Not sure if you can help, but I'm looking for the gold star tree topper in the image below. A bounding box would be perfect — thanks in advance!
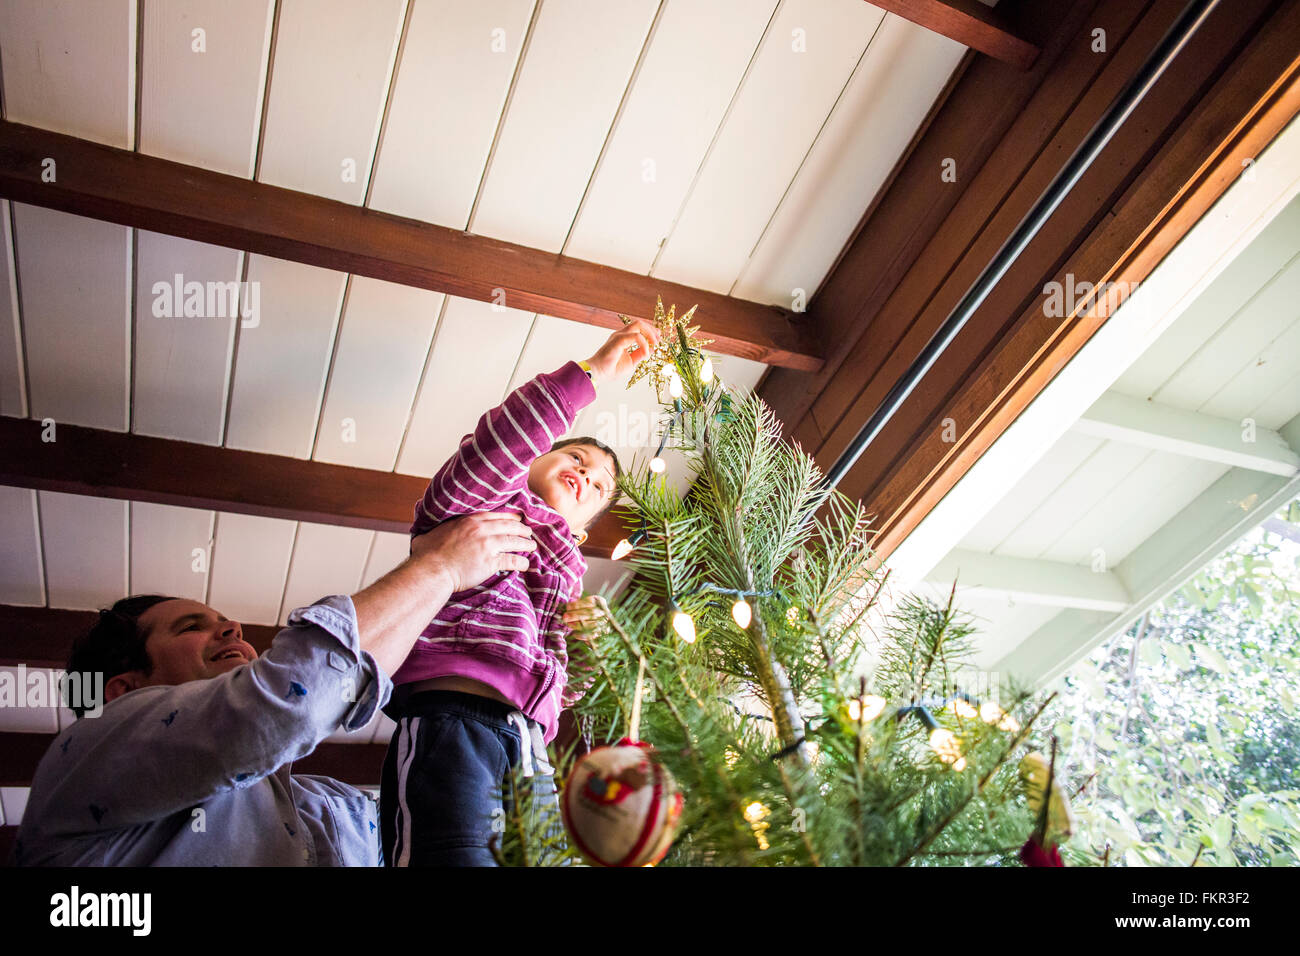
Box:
[619,296,713,396]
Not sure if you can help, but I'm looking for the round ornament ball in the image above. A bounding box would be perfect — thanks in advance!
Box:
[561,739,684,867]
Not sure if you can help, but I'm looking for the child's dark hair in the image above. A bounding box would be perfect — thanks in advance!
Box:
[550,436,622,523]
[65,594,176,718]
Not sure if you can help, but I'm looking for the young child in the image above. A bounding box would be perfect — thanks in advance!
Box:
[381,318,659,866]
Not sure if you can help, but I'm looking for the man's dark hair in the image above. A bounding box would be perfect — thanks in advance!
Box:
[550,436,623,524]
[65,594,176,718]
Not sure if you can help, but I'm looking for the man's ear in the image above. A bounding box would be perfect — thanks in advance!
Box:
[104,671,146,705]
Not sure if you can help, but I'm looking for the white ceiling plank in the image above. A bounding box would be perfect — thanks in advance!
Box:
[1073,391,1300,476]
[995,441,1152,559]
[0,486,45,606]
[505,314,610,396]
[1051,452,1226,569]
[0,0,135,148]
[1154,248,1300,413]
[277,523,373,625]
[563,0,777,273]
[733,14,965,305]
[223,256,347,459]
[139,0,274,176]
[925,549,1131,612]
[132,232,241,445]
[0,667,59,733]
[988,608,1117,684]
[13,205,130,431]
[0,201,26,417]
[206,512,296,626]
[0,787,30,826]
[1111,189,1300,401]
[468,0,659,252]
[129,502,215,602]
[958,433,1102,554]
[1201,307,1300,428]
[581,556,632,598]
[1248,365,1300,433]
[395,297,533,477]
[652,0,884,294]
[367,0,534,227]
[314,277,443,470]
[360,531,411,589]
[38,491,128,610]
[257,0,406,204]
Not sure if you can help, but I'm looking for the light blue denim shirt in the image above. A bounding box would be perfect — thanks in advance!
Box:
[12,595,390,866]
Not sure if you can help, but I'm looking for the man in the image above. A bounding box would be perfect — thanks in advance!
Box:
[12,512,537,866]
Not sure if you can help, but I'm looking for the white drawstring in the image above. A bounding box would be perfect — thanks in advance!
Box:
[505,710,551,778]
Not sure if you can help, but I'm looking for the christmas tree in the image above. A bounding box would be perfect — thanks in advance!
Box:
[501,299,1068,867]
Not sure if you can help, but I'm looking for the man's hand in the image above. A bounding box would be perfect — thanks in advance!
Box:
[560,594,614,645]
[583,318,661,384]
[410,511,536,593]
[354,513,536,676]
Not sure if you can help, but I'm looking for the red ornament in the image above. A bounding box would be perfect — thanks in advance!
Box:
[1019,835,1064,867]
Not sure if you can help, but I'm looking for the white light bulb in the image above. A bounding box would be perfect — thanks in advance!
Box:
[611,538,633,561]
[700,358,714,383]
[860,695,887,721]
[668,376,684,399]
[731,598,752,629]
[949,698,978,720]
[671,609,696,643]
[650,456,666,474]
[661,362,676,377]
[929,727,962,764]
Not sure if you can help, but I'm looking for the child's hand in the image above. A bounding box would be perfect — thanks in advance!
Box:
[584,318,660,383]
[560,594,614,644]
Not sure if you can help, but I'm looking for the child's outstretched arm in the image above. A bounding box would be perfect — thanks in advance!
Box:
[413,320,658,533]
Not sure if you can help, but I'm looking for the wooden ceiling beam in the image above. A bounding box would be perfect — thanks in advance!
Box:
[0,416,628,560]
[0,120,821,372]
[865,0,1040,70]
[0,732,386,787]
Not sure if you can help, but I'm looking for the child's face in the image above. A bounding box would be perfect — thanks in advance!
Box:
[528,443,617,534]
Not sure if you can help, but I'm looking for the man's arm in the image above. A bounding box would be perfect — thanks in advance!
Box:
[24,513,535,836]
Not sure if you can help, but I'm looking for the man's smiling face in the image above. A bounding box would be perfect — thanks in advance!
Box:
[133,599,258,687]
[528,442,618,533]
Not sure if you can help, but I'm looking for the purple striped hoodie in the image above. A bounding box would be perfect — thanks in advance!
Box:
[392,361,597,742]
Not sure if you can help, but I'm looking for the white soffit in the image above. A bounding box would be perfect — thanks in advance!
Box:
[890,116,1300,584]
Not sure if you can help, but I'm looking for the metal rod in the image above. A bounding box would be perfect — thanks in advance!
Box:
[821,0,1220,493]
